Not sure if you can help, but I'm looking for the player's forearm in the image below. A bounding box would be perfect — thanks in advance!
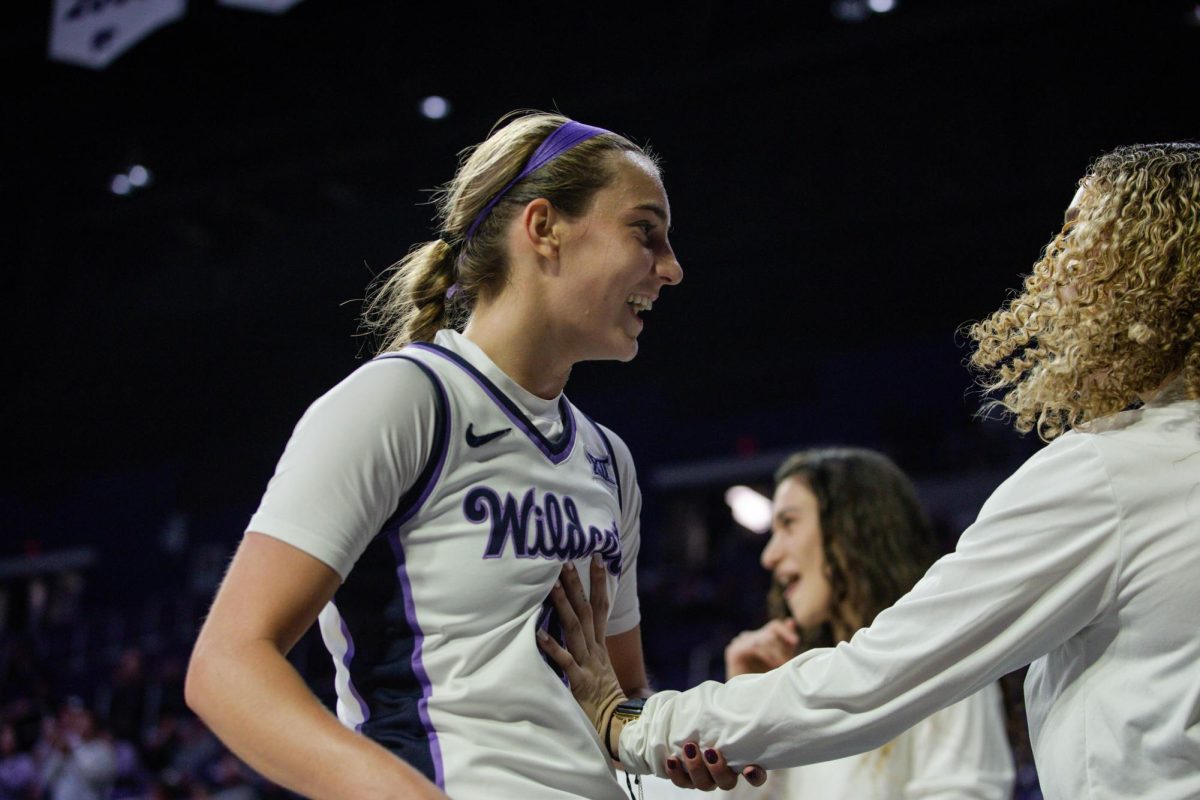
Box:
[186,637,447,800]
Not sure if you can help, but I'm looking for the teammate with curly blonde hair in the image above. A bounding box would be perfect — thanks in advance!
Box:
[971,142,1200,439]
[540,142,1200,799]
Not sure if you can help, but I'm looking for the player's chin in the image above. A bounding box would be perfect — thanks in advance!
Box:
[594,330,640,362]
[584,327,640,363]
[614,337,639,362]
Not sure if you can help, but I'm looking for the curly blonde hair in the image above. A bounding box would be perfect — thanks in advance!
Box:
[969,142,1200,440]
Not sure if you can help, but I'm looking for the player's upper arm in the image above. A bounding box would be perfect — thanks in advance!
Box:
[197,532,343,656]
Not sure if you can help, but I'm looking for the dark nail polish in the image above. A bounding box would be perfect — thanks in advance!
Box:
[704,749,718,764]
[683,743,698,759]
[666,758,679,771]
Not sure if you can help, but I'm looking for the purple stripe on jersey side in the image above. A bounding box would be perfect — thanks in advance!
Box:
[387,533,445,790]
[337,615,371,731]
[409,343,577,465]
[375,354,452,530]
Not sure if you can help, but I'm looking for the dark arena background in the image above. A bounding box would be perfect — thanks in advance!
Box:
[5,1,1199,798]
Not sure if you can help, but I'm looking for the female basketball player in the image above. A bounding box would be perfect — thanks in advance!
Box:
[542,142,1200,799]
[720,448,1012,798]
[186,112,693,799]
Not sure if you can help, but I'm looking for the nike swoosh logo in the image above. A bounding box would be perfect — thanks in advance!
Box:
[465,423,512,448]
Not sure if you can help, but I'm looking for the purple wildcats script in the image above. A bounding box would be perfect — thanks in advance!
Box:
[464,486,622,575]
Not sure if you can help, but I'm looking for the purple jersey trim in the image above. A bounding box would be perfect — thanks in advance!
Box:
[365,353,450,786]
[409,342,578,465]
[373,354,452,529]
[386,533,445,790]
[578,412,623,513]
[337,614,371,730]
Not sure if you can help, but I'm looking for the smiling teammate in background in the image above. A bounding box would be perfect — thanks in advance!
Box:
[719,449,1012,798]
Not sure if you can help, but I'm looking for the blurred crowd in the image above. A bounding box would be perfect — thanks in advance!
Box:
[0,639,286,800]
[0,557,302,800]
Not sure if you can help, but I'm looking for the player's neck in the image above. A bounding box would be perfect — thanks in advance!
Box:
[462,304,573,400]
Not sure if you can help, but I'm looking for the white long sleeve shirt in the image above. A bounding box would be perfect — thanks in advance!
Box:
[621,391,1200,800]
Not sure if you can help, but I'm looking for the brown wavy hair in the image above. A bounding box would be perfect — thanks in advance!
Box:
[361,111,657,353]
[969,142,1200,440]
[769,448,936,647]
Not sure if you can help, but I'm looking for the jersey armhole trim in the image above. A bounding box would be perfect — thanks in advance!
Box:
[375,354,452,534]
[579,412,623,514]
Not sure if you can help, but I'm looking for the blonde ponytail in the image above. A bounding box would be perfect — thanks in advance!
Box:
[363,239,458,352]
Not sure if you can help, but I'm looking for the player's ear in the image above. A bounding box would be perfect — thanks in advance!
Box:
[521,198,563,262]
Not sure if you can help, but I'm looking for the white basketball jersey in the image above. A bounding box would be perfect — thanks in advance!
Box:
[317,338,636,799]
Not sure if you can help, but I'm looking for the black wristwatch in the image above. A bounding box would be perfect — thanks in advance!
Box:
[605,697,647,760]
[613,697,647,725]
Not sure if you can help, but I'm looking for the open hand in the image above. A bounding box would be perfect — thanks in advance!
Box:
[537,558,627,757]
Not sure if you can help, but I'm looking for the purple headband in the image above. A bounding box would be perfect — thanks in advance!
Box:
[464,120,611,241]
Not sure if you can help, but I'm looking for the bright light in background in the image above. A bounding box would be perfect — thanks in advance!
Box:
[419,96,451,120]
[832,0,896,21]
[831,0,870,22]
[128,164,152,187]
[110,164,153,196]
[725,485,774,534]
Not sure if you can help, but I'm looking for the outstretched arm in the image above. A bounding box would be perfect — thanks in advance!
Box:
[618,435,1120,775]
[186,532,448,800]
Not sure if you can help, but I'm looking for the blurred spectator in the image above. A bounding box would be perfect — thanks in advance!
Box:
[97,649,147,743]
[38,699,117,800]
[0,721,37,799]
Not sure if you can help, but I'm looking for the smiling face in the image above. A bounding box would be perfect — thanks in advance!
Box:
[549,151,683,362]
[761,476,834,630]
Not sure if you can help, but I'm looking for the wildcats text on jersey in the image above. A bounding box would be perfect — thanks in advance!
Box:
[465,486,622,574]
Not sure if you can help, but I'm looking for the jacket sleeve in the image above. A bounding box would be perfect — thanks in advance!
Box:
[620,433,1121,775]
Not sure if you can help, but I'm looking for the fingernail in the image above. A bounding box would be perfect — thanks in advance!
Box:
[704,748,718,764]
[564,561,575,571]
[748,766,765,782]
[535,630,549,642]
[665,758,679,771]
[683,743,697,759]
